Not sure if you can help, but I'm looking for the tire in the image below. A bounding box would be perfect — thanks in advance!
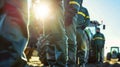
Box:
[38,46,48,66]
[38,45,56,66]
[88,49,98,63]
[107,53,111,60]
[117,53,120,61]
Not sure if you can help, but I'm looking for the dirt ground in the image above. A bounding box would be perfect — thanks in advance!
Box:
[28,56,120,67]
[86,62,120,67]
[27,50,120,67]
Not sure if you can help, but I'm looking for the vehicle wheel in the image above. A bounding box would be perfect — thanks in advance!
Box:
[88,49,98,63]
[107,53,111,60]
[37,44,49,66]
[117,53,120,61]
[38,50,49,66]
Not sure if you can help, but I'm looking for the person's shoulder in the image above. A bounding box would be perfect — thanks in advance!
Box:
[100,32,104,35]
[93,33,97,36]
[99,32,104,36]
[81,6,88,12]
[81,6,87,10]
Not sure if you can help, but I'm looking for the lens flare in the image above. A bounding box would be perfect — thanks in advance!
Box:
[33,3,50,19]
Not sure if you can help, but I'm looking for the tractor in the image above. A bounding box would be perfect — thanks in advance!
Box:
[107,47,120,61]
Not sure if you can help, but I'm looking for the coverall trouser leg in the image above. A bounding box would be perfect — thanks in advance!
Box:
[37,1,68,67]
[0,1,28,67]
[76,29,88,66]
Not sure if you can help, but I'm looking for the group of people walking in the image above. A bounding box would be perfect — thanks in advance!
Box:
[0,0,105,67]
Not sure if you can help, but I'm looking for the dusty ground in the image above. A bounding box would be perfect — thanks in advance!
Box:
[86,62,120,67]
[28,57,120,67]
[27,50,120,67]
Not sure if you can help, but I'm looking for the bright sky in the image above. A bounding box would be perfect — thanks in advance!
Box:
[83,0,120,56]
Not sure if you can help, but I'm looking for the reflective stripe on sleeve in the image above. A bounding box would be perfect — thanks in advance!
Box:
[93,37,104,40]
[86,16,89,19]
[77,11,86,17]
[69,1,80,7]
[78,11,90,19]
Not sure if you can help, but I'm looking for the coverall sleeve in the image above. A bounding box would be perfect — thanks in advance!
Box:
[102,34,105,46]
[64,0,80,26]
[80,7,90,30]
[84,8,90,28]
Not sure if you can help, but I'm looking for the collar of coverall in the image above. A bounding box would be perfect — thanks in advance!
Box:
[79,0,83,6]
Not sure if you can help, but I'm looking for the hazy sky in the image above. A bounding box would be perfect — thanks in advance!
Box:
[83,0,120,55]
[83,0,120,46]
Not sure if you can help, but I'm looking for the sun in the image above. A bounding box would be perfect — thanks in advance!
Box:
[33,1,50,19]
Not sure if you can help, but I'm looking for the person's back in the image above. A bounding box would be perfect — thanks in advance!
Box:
[93,32,105,49]
[92,28,105,63]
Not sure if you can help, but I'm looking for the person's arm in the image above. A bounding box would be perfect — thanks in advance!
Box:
[80,7,90,30]
[102,34,105,45]
[64,0,80,26]
[91,34,96,48]
[84,8,90,28]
